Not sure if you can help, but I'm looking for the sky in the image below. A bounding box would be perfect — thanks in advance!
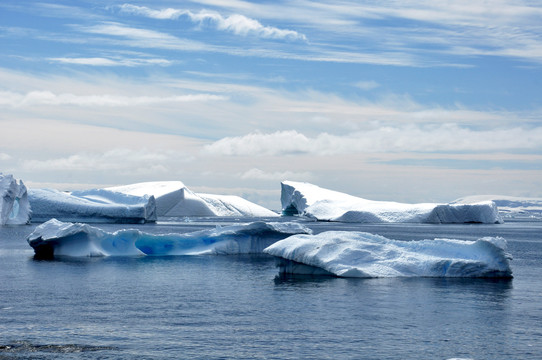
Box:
[1,0,542,210]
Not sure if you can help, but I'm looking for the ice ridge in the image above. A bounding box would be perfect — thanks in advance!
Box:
[27,219,312,258]
[264,231,513,278]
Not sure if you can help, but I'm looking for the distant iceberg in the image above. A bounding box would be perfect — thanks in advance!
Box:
[27,219,311,258]
[264,231,513,278]
[452,195,542,219]
[106,181,278,218]
[281,181,503,224]
[28,188,156,224]
[0,173,31,225]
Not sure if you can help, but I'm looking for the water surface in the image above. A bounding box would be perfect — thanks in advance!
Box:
[1,219,541,359]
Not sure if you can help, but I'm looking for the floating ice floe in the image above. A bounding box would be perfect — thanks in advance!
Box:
[264,231,513,278]
[281,181,503,224]
[106,181,278,217]
[0,173,31,225]
[28,188,156,224]
[27,218,311,258]
[452,195,542,219]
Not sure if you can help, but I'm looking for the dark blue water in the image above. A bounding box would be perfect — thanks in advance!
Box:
[1,219,541,359]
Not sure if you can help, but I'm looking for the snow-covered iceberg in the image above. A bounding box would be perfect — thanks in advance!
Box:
[453,195,542,219]
[27,218,311,258]
[28,188,156,224]
[281,181,503,224]
[264,231,513,278]
[106,181,278,217]
[0,173,31,225]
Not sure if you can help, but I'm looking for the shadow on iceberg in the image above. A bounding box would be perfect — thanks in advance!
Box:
[28,188,156,224]
[0,173,31,226]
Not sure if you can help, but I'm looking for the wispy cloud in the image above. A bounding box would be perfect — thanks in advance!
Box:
[191,0,542,65]
[354,80,380,91]
[0,90,227,107]
[117,4,307,41]
[48,57,172,67]
[22,148,183,174]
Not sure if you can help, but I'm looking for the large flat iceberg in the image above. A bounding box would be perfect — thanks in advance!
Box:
[106,181,278,218]
[281,181,503,224]
[453,195,542,219]
[0,173,31,225]
[28,188,156,224]
[27,219,311,258]
[264,231,513,278]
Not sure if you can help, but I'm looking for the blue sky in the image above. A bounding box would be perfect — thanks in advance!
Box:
[1,0,541,209]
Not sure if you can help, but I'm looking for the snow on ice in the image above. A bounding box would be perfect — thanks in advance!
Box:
[0,173,31,225]
[106,181,278,217]
[281,181,503,224]
[264,231,513,278]
[27,218,311,258]
[28,181,277,223]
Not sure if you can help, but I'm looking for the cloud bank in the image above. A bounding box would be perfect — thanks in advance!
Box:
[205,126,542,156]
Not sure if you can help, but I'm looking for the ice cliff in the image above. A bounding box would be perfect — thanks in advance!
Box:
[281,181,503,224]
[28,188,156,223]
[0,174,31,225]
[264,231,513,278]
[27,218,311,258]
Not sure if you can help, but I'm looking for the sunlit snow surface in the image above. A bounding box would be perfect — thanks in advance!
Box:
[106,181,278,217]
[281,181,503,224]
[28,188,156,224]
[0,173,31,225]
[264,231,513,278]
[27,219,311,258]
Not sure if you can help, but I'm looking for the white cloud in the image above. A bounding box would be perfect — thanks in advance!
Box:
[0,90,226,107]
[118,4,307,41]
[240,168,312,181]
[0,153,12,161]
[205,125,542,156]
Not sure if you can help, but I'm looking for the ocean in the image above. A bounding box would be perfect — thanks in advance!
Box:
[1,218,541,359]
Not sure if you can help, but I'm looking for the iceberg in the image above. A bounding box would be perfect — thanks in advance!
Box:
[106,181,278,217]
[27,218,312,258]
[452,195,542,219]
[281,181,503,224]
[264,231,513,278]
[0,173,31,225]
[28,188,156,224]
